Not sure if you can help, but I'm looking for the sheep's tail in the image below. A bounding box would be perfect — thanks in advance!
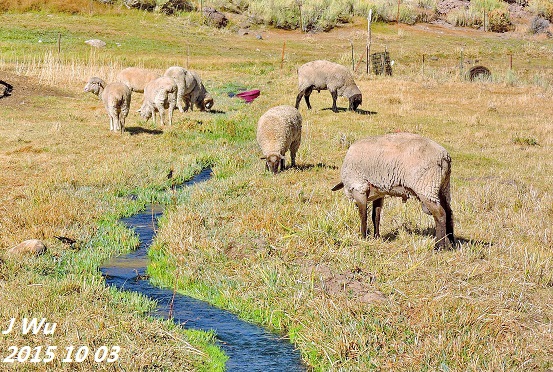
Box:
[331,182,344,191]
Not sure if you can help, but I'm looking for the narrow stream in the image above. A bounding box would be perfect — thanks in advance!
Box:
[100,169,305,371]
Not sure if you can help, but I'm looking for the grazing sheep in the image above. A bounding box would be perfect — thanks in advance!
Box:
[116,67,160,93]
[295,60,362,113]
[332,132,454,249]
[84,77,131,133]
[163,66,190,113]
[256,105,302,174]
[185,70,214,112]
[0,80,13,98]
[137,76,177,126]
[164,67,213,112]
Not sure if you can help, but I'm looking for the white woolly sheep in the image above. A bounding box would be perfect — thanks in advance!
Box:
[295,60,362,113]
[332,132,454,249]
[185,70,214,112]
[116,67,160,93]
[137,76,177,127]
[163,66,189,113]
[164,67,214,112]
[256,105,302,174]
[84,77,131,133]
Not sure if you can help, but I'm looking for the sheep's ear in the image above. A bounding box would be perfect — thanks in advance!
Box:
[331,182,344,191]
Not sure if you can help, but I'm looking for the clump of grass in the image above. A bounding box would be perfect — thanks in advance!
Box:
[0,0,111,14]
[513,136,540,146]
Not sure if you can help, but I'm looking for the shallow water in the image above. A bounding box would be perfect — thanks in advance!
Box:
[100,169,304,371]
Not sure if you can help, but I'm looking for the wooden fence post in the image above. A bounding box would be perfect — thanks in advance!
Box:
[367,9,372,74]
[281,41,286,70]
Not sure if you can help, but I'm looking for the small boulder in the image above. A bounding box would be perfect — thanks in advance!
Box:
[7,239,47,257]
[203,7,228,28]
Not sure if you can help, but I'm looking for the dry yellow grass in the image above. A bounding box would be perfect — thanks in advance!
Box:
[1,7,552,371]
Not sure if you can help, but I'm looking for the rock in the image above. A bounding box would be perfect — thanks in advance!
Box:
[85,39,106,48]
[158,0,195,15]
[203,7,228,28]
[7,239,47,256]
[124,0,156,11]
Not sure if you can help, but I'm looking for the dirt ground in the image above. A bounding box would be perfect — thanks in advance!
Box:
[0,70,67,107]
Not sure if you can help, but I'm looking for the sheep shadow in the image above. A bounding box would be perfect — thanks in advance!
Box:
[321,107,377,115]
[206,109,227,114]
[292,163,339,171]
[381,227,492,251]
[126,126,163,135]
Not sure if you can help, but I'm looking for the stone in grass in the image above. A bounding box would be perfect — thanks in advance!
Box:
[7,239,47,257]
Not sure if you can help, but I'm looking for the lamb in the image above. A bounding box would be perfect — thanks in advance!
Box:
[116,67,160,93]
[137,76,177,126]
[256,105,302,174]
[332,132,455,249]
[84,77,131,133]
[295,60,362,113]
[164,66,214,112]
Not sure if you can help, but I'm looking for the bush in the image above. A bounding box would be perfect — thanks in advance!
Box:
[529,0,553,22]
[488,8,514,32]
[528,15,550,34]
[446,8,483,28]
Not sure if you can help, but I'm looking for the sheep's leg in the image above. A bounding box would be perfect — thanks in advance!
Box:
[168,101,175,126]
[159,106,165,126]
[176,87,185,113]
[279,156,285,172]
[372,197,384,238]
[183,96,191,112]
[440,189,455,247]
[304,86,313,110]
[295,91,304,109]
[330,90,338,112]
[419,195,447,250]
[120,105,129,134]
[290,140,300,167]
[352,189,368,239]
[108,116,114,131]
[119,112,125,134]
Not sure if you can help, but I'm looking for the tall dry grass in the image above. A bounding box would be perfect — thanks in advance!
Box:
[0,0,111,14]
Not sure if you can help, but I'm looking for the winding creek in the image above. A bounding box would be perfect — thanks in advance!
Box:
[100,168,305,371]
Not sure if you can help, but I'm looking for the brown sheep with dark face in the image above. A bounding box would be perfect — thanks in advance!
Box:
[295,60,362,113]
[332,132,454,250]
[256,105,302,174]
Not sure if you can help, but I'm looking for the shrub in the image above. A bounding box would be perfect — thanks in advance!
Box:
[529,0,553,22]
[528,15,550,34]
[488,8,514,32]
[446,8,483,28]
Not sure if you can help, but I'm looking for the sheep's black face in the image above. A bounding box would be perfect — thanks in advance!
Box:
[203,97,214,110]
[265,154,282,174]
[349,94,362,111]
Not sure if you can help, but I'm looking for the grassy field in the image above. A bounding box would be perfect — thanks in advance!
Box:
[1,5,552,371]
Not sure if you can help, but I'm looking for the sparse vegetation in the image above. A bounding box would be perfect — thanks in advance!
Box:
[1,1,553,371]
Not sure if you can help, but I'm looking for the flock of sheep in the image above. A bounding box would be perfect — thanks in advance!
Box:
[84,66,213,133]
[85,59,455,250]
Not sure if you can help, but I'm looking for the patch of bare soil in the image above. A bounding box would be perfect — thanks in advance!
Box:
[0,70,69,108]
[306,263,387,304]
